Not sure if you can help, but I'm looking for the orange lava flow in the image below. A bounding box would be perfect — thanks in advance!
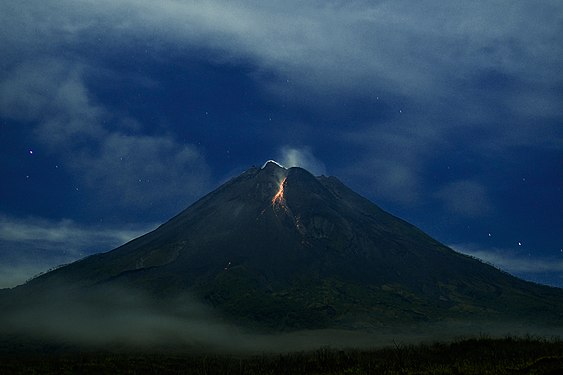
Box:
[272,177,287,207]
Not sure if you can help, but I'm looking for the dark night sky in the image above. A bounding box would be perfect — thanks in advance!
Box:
[0,1,561,288]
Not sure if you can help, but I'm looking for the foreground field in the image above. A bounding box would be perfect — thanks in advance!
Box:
[1,337,562,374]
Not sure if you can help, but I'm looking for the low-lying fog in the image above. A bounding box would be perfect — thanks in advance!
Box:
[1,285,560,353]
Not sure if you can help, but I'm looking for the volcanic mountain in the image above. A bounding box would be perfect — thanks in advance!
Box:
[4,161,563,331]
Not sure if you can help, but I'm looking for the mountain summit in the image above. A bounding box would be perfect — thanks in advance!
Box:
[7,162,563,330]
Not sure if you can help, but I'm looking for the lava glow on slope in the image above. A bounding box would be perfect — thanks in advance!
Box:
[272,177,287,209]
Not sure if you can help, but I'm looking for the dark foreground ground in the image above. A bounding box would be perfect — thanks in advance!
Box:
[1,337,563,374]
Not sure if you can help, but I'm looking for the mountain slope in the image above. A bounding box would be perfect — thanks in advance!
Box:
[7,161,563,330]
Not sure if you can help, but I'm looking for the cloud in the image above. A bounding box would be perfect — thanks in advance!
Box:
[3,1,561,104]
[0,214,155,288]
[2,4,560,133]
[75,132,209,211]
[0,59,211,213]
[0,215,151,252]
[338,118,440,204]
[279,146,326,175]
[347,158,420,205]
[436,180,492,217]
[453,245,563,274]
[0,60,94,122]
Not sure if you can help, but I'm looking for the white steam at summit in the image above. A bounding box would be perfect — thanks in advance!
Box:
[279,147,326,176]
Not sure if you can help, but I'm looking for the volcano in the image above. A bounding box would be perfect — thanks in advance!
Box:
[4,161,563,331]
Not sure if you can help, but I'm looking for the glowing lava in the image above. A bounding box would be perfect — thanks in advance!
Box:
[272,177,287,209]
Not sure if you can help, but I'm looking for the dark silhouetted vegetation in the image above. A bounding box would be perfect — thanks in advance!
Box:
[1,336,563,374]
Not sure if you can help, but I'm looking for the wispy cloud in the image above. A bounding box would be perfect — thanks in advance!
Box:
[339,121,432,204]
[452,244,563,274]
[2,1,560,118]
[0,214,155,288]
[0,215,151,253]
[0,58,211,214]
[436,180,492,218]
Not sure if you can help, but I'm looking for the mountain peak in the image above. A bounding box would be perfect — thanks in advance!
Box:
[261,160,286,170]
